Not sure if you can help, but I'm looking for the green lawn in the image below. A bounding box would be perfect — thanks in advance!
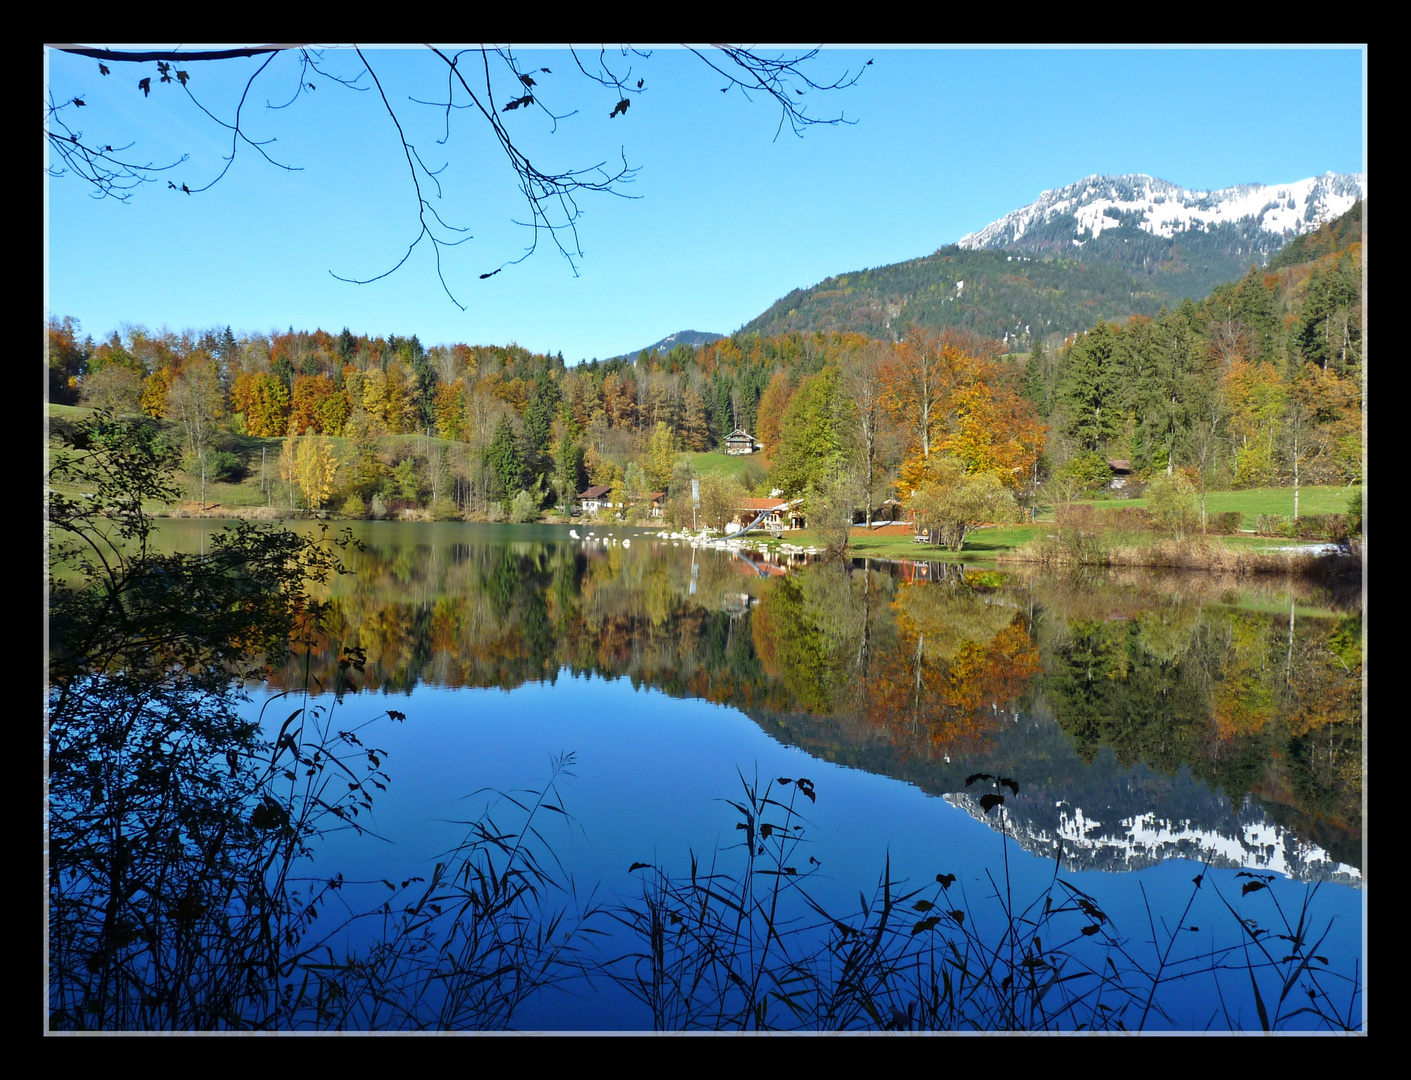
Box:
[680,451,765,482]
[1052,484,1361,522]
[47,403,94,422]
[776,523,1047,561]
[776,516,1325,563]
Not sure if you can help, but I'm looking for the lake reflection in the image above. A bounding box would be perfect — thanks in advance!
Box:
[165,520,1367,1030]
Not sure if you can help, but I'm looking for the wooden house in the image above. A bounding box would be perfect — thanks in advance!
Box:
[724,429,763,456]
[732,497,806,531]
[1106,459,1133,490]
[578,484,612,514]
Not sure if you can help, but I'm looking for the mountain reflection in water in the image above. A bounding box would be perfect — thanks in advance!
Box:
[236,521,1361,885]
[100,519,1362,1031]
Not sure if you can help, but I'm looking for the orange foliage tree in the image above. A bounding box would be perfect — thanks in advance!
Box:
[231,370,290,437]
[885,327,1044,498]
[937,380,1045,489]
[755,369,792,465]
[289,374,348,436]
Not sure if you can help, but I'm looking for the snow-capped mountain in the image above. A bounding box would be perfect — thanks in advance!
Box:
[946,791,1361,887]
[959,173,1365,254]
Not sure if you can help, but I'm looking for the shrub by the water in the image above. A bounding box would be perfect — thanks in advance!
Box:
[1146,473,1200,540]
[1211,511,1243,534]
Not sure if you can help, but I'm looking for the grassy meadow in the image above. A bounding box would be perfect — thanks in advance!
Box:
[1059,484,1361,521]
[679,450,765,482]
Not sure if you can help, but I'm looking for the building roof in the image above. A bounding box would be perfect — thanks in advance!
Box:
[725,428,758,441]
[1107,459,1132,472]
[738,497,789,511]
[579,485,611,499]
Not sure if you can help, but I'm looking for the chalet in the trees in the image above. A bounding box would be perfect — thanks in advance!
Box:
[578,485,612,514]
[733,497,805,531]
[724,429,763,455]
[1106,459,1133,490]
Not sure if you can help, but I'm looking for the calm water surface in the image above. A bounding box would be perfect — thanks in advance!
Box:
[158,519,1366,1031]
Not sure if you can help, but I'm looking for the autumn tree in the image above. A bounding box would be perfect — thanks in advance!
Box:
[754,369,792,466]
[1222,359,1285,487]
[139,370,170,418]
[166,358,224,503]
[289,373,348,435]
[230,370,290,437]
[907,454,1017,552]
[937,380,1045,490]
[279,434,339,511]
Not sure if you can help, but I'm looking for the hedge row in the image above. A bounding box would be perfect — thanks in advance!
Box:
[1254,513,1350,541]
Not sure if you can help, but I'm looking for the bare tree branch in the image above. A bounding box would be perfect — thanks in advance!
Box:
[45,92,187,201]
[328,48,473,309]
[48,44,308,64]
[689,46,866,141]
[178,50,298,194]
[46,44,863,299]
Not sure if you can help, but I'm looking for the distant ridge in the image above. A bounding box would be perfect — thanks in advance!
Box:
[736,172,1365,347]
[958,172,1365,255]
[610,329,724,362]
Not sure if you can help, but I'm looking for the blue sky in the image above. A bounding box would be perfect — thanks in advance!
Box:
[45,45,1366,363]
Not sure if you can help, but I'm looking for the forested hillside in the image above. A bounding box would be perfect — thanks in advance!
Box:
[1024,200,1363,493]
[739,246,1174,349]
[739,177,1362,347]
[45,202,1362,527]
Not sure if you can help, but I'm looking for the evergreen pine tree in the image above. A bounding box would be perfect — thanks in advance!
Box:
[1059,322,1122,452]
[1023,336,1048,416]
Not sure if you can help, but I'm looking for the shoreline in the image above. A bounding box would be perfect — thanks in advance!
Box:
[146,505,1363,580]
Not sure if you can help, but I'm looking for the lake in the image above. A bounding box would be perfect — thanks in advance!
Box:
[100,520,1369,1031]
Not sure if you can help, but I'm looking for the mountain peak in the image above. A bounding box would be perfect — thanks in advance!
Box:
[958,172,1366,252]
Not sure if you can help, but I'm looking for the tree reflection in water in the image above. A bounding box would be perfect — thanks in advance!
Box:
[50,505,1363,1028]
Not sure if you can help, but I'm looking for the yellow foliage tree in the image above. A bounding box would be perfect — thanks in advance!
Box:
[139,369,171,418]
[280,434,339,510]
[644,421,678,492]
[937,381,1045,488]
[1221,359,1285,487]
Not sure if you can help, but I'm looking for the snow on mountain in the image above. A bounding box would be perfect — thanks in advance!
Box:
[958,173,1366,251]
[945,791,1362,886]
